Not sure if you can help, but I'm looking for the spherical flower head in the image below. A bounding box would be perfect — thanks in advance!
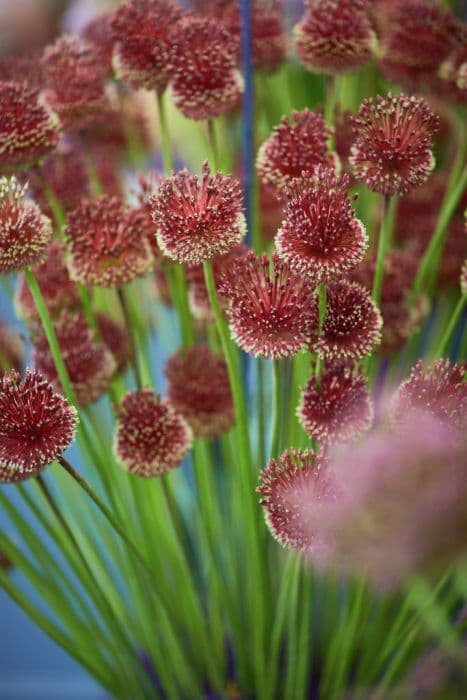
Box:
[168,16,243,121]
[114,389,192,477]
[219,252,316,360]
[311,279,382,362]
[41,35,110,129]
[152,163,246,266]
[0,81,60,169]
[0,369,77,484]
[81,10,116,78]
[276,167,367,285]
[33,311,116,406]
[298,365,373,446]
[66,195,153,288]
[350,93,439,196]
[439,43,467,103]
[16,241,79,322]
[256,109,334,191]
[111,0,182,93]
[391,360,467,432]
[165,344,234,439]
[294,0,376,75]
[257,448,334,552]
[0,322,24,372]
[0,177,52,274]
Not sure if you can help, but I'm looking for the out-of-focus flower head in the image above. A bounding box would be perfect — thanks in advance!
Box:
[461,259,467,297]
[294,0,376,75]
[111,0,183,93]
[41,35,110,129]
[439,39,467,103]
[165,344,234,439]
[350,93,439,196]
[16,241,79,322]
[167,15,243,121]
[391,359,467,433]
[0,176,51,274]
[152,163,246,266]
[81,9,116,78]
[114,389,192,477]
[351,250,428,353]
[96,313,131,377]
[33,311,116,406]
[276,167,367,285]
[257,448,335,552]
[310,279,382,362]
[0,81,60,169]
[0,322,23,372]
[219,251,316,359]
[0,369,77,484]
[298,365,373,446]
[186,244,249,322]
[256,109,334,191]
[66,194,153,288]
[379,0,463,93]
[0,53,43,89]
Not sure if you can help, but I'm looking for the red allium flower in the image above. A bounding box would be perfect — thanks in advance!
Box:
[311,279,382,362]
[33,311,116,406]
[276,167,367,285]
[165,344,234,439]
[439,42,467,103]
[81,10,116,78]
[0,54,43,88]
[0,81,60,168]
[114,389,192,477]
[152,163,246,265]
[66,195,153,287]
[379,0,462,92]
[96,313,131,376]
[16,241,79,322]
[0,322,23,372]
[259,182,285,241]
[0,369,77,483]
[186,244,249,322]
[298,365,373,446]
[111,0,182,93]
[41,35,109,129]
[351,250,428,353]
[167,16,243,121]
[350,93,439,196]
[0,177,52,274]
[257,448,334,552]
[256,109,334,191]
[294,0,376,75]
[391,360,467,432]
[219,252,316,359]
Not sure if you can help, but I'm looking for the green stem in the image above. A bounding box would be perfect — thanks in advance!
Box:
[167,265,195,348]
[315,283,327,381]
[78,284,98,335]
[372,195,393,308]
[117,287,144,390]
[207,119,221,171]
[325,76,338,149]
[431,294,466,359]
[157,91,174,173]
[271,359,281,458]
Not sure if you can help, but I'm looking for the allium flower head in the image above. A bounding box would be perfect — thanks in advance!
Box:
[0,370,77,484]
[439,43,467,103]
[0,177,52,274]
[294,0,376,75]
[276,167,367,285]
[0,322,23,372]
[81,10,116,78]
[298,365,373,446]
[165,345,234,439]
[152,163,246,266]
[41,35,109,129]
[0,81,60,168]
[219,252,316,360]
[16,241,79,322]
[66,195,153,288]
[391,360,467,432]
[350,93,439,196]
[256,109,334,191]
[111,0,182,93]
[257,448,334,552]
[311,280,382,362]
[114,390,192,477]
[33,311,116,406]
[167,16,243,121]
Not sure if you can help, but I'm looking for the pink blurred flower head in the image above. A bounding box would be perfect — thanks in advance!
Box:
[0,370,77,484]
[152,163,246,266]
[0,177,52,274]
[219,251,316,360]
[256,109,334,191]
[114,389,192,478]
[276,167,367,285]
[350,93,439,196]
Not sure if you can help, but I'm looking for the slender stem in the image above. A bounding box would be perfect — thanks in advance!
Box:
[78,284,98,335]
[271,359,281,459]
[372,195,393,308]
[157,90,174,173]
[240,0,255,247]
[325,75,337,149]
[117,287,143,390]
[431,294,466,359]
[207,119,221,171]
[315,283,327,381]
[166,265,195,348]
[38,176,66,232]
